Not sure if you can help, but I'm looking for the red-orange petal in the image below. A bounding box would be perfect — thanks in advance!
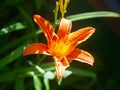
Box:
[57,18,72,39]
[69,27,95,46]
[66,48,94,66]
[24,43,50,56]
[33,15,58,42]
[54,57,69,79]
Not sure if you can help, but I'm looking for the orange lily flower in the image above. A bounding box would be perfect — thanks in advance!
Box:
[24,15,95,79]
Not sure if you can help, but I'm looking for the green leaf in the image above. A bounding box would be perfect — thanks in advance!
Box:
[63,70,72,78]
[40,62,55,71]
[15,78,25,90]
[12,2,35,30]
[67,11,120,21]
[0,62,54,82]
[44,71,55,80]
[0,30,42,54]
[0,67,33,82]
[33,75,42,90]
[0,22,26,36]
[69,67,97,89]
[0,41,31,68]
[69,67,96,78]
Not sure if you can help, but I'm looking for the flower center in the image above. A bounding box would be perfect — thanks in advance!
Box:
[49,40,71,59]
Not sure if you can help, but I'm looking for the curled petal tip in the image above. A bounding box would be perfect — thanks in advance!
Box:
[33,14,41,23]
[67,49,94,66]
[33,14,41,18]
[89,27,96,33]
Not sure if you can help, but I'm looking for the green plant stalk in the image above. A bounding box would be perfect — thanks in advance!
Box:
[38,55,47,64]
[44,77,50,90]
[33,74,42,90]
[62,0,70,17]
[54,2,59,29]
[59,0,63,17]
[28,61,45,74]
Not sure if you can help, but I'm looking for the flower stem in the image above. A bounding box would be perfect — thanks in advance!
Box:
[54,2,59,29]
[44,77,50,90]
[27,61,45,74]
[59,0,70,18]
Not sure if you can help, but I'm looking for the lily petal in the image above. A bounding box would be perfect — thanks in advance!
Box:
[54,57,69,79]
[24,43,50,56]
[33,15,58,42]
[57,18,72,39]
[69,27,95,46]
[66,48,94,66]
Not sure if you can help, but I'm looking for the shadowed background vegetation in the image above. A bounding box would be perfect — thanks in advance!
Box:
[0,0,120,90]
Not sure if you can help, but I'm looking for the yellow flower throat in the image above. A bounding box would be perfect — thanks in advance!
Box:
[49,40,71,59]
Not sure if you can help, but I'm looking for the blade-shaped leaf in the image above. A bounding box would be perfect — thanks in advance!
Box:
[69,67,96,89]
[44,71,55,80]
[15,78,25,90]
[0,30,42,54]
[69,67,96,78]
[0,41,31,68]
[33,75,42,90]
[67,11,120,21]
[0,62,54,82]
[0,22,26,36]
[0,67,33,82]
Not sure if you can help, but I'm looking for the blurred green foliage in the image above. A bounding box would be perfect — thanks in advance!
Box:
[0,0,120,90]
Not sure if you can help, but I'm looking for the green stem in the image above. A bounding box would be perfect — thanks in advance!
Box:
[44,77,50,90]
[38,55,46,64]
[63,0,70,17]
[27,61,45,74]
[54,2,59,29]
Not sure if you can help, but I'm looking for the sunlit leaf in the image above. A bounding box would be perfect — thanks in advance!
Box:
[44,71,55,80]
[0,22,26,36]
[33,75,42,90]
[63,70,72,78]
[67,11,120,21]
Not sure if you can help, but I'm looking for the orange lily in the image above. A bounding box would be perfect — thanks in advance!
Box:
[24,15,95,79]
